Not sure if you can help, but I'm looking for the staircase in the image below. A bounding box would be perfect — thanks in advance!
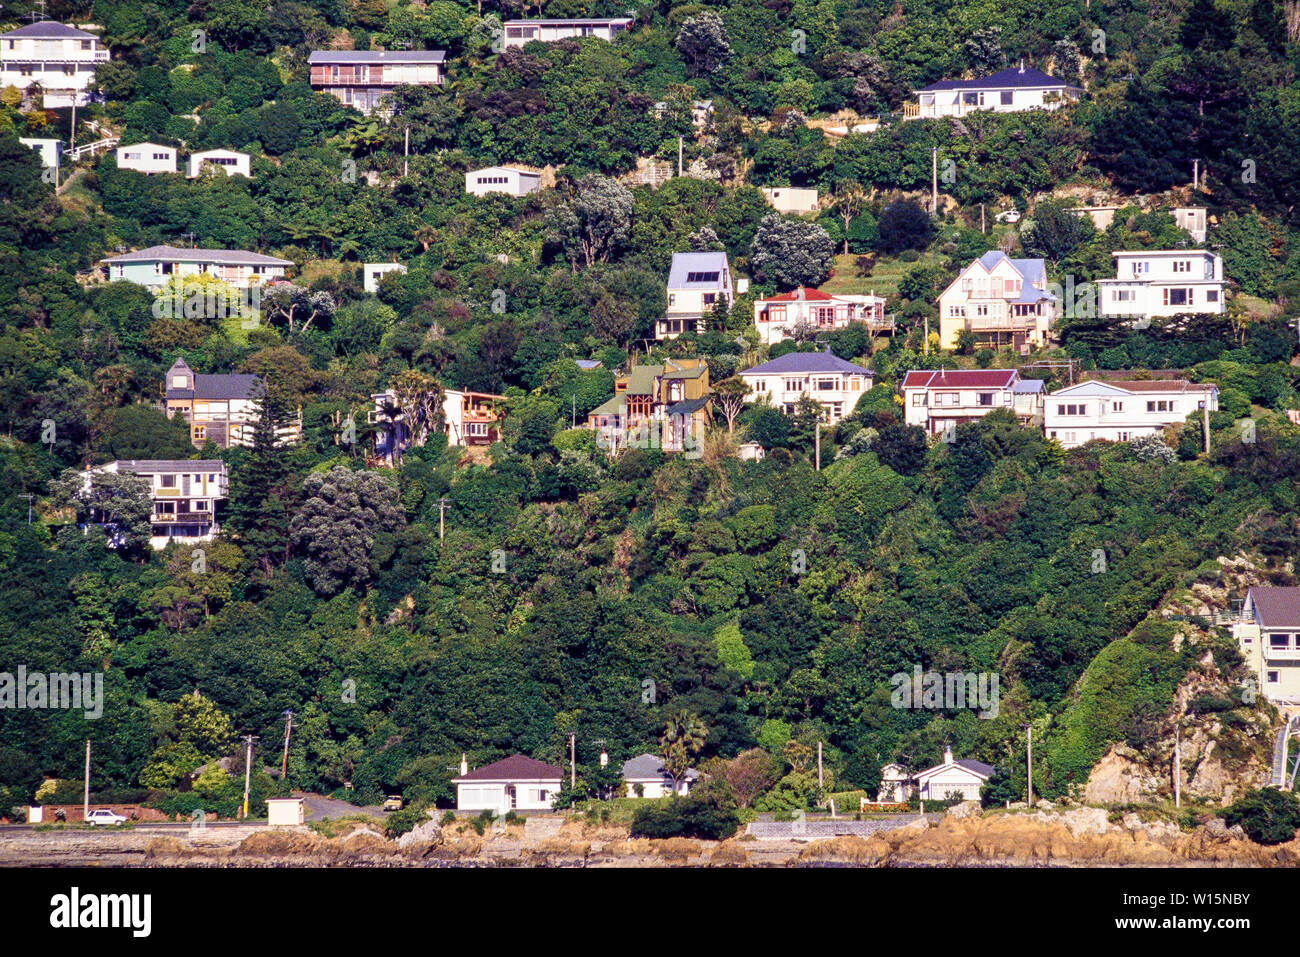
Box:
[66,135,118,162]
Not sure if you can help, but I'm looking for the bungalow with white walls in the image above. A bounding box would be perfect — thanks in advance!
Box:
[452,755,564,811]
[501,18,634,47]
[19,137,60,171]
[363,262,406,294]
[1043,379,1219,449]
[907,64,1081,119]
[753,287,888,345]
[465,165,543,197]
[187,148,251,179]
[938,252,1056,352]
[913,747,994,801]
[761,187,819,214]
[621,754,698,798]
[101,245,290,290]
[739,347,874,423]
[656,251,735,339]
[901,368,1045,435]
[1097,250,1226,320]
[115,142,176,174]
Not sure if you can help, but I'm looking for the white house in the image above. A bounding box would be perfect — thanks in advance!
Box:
[657,251,734,339]
[187,148,251,179]
[621,754,697,798]
[100,245,291,291]
[1043,378,1218,449]
[465,165,542,197]
[901,368,1045,435]
[1233,586,1300,704]
[1173,207,1208,244]
[451,755,564,811]
[363,262,406,294]
[753,287,888,345]
[739,347,874,423]
[501,18,634,48]
[761,187,819,215]
[92,459,228,551]
[115,142,176,174]
[938,252,1056,352]
[876,763,911,803]
[1097,250,1226,320]
[18,137,60,171]
[0,21,109,108]
[913,747,994,801]
[908,64,1081,119]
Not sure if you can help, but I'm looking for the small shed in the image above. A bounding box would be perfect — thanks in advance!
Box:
[266,797,305,826]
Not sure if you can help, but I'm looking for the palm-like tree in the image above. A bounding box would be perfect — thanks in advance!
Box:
[660,711,709,793]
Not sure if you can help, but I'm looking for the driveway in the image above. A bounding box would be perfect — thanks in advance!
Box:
[294,792,383,822]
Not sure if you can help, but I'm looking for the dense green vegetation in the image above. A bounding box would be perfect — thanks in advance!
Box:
[1,0,1299,817]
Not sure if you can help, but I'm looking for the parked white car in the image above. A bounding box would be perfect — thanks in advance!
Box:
[994,209,1021,224]
[85,808,128,826]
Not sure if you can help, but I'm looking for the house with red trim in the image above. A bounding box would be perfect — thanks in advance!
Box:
[901,368,1044,436]
[752,287,889,345]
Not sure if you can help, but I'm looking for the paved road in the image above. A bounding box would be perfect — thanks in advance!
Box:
[295,792,383,822]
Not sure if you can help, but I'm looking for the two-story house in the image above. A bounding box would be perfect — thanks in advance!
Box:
[0,21,109,107]
[1043,379,1218,449]
[739,347,874,423]
[501,18,634,48]
[587,358,711,453]
[95,459,228,550]
[163,357,301,449]
[656,251,735,339]
[187,148,250,179]
[1097,250,1227,320]
[1234,586,1300,703]
[752,287,889,345]
[308,49,446,115]
[368,388,506,463]
[115,142,177,174]
[938,252,1057,352]
[102,245,291,291]
[906,64,1081,119]
[902,368,1046,435]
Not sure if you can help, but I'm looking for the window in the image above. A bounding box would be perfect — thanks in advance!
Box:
[936,392,958,407]
[783,378,802,392]
[1163,288,1190,306]
[911,392,924,406]
[975,304,990,317]
[1207,290,1219,302]
[1000,91,1013,105]
[193,500,209,511]
[1268,671,1279,684]
[1146,400,1173,413]
[1270,633,1289,648]
[1057,404,1085,416]
[685,271,720,283]
[667,294,676,306]
[1112,401,1123,412]
[1112,289,1134,302]
[977,392,994,407]
[815,378,836,391]
[161,475,176,488]
[754,380,767,392]
[1173,260,1190,273]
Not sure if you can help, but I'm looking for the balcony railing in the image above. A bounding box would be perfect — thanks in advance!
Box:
[1265,646,1300,660]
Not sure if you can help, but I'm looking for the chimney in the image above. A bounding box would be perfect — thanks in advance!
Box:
[944,745,954,765]
[1018,59,1025,74]
[459,753,468,776]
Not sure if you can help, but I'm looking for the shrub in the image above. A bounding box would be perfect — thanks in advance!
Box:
[384,804,428,838]
[628,793,741,840]
[1223,788,1300,844]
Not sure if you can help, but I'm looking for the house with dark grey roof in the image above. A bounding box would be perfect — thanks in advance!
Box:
[621,753,699,798]
[101,245,291,290]
[308,49,446,114]
[163,357,301,449]
[738,347,874,423]
[912,747,994,801]
[907,63,1081,119]
[938,251,1057,353]
[587,358,711,455]
[1235,587,1300,704]
[451,754,564,811]
[0,21,109,108]
[657,251,735,339]
[94,458,228,550]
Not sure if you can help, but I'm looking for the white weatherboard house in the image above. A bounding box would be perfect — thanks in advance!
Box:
[501,18,634,48]
[187,148,251,179]
[740,347,874,423]
[761,187,819,214]
[115,142,176,174]
[452,755,564,811]
[363,262,406,294]
[754,287,888,345]
[621,754,698,798]
[1043,379,1219,449]
[1097,250,1226,320]
[913,747,994,801]
[938,252,1057,352]
[0,21,109,108]
[909,64,1081,119]
[1233,586,1300,704]
[657,251,734,339]
[465,165,542,198]
[19,137,60,171]
[902,368,1045,435]
[1173,207,1208,244]
[101,245,291,290]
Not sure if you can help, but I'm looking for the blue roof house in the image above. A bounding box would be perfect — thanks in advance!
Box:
[937,251,1058,353]
[657,251,735,340]
[738,346,875,423]
[909,63,1082,119]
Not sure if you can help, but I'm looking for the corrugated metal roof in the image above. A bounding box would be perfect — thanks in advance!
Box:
[918,66,1080,93]
[308,50,446,63]
[667,251,730,290]
[101,245,292,266]
[742,348,874,377]
[1,21,97,39]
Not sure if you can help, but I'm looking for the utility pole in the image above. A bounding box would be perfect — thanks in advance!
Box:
[817,741,823,790]
[931,147,938,216]
[435,497,451,541]
[923,315,930,354]
[678,136,683,176]
[571,395,576,429]
[567,732,576,788]
[1174,724,1182,808]
[814,420,821,471]
[1202,402,1211,455]
[1192,159,1199,192]
[20,494,33,524]
[1026,724,1033,807]
[242,734,257,819]
[280,710,293,782]
[980,203,985,234]
[83,739,91,822]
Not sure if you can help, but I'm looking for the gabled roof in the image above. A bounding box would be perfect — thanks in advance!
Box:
[975,250,1047,286]
[917,65,1080,93]
[914,756,994,782]
[621,753,700,781]
[452,754,564,783]
[758,287,835,303]
[741,347,874,377]
[308,50,446,64]
[467,165,541,178]
[101,245,291,266]
[667,251,730,290]
[1,21,97,39]
[1247,587,1300,628]
[108,459,226,474]
[191,148,248,158]
[504,18,633,26]
[665,397,709,416]
[1048,379,1218,398]
[901,369,1020,390]
[117,142,174,152]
